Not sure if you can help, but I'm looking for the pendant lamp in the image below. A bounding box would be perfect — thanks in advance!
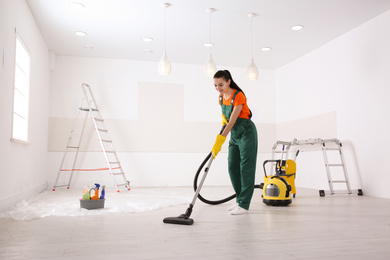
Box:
[204,8,217,77]
[158,3,171,75]
[247,13,259,80]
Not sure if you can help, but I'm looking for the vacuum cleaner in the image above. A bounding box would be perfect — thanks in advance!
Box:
[261,159,297,206]
[163,125,264,225]
[163,126,299,224]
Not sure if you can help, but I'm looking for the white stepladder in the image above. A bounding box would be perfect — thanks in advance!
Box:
[271,138,363,197]
[53,83,130,192]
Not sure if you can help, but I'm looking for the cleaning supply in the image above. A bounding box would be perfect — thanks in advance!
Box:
[83,185,89,194]
[82,191,90,200]
[91,183,100,200]
[99,185,105,199]
[82,185,90,200]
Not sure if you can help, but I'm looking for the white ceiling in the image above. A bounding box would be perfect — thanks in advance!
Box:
[26,0,390,70]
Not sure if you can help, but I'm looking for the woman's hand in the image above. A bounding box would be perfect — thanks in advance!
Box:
[221,105,242,137]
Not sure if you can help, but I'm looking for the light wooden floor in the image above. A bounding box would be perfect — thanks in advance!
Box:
[1,187,390,260]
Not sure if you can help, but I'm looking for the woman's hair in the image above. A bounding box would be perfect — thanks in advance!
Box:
[214,70,245,95]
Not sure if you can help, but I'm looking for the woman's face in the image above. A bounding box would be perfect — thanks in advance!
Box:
[214,77,231,95]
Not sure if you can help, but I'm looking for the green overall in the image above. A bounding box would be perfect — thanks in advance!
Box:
[220,91,258,210]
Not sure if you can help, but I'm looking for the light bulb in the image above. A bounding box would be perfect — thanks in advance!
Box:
[204,53,217,77]
[158,50,171,75]
[247,59,259,80]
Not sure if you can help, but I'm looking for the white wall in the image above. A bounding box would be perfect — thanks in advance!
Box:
[47,55,277,189]
[0,0,50,209]
[275,10,390,198]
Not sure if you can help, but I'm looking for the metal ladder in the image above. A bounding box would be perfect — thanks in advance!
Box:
[53,83,130,192]
[318,138,362,196]
[271,138,363,196]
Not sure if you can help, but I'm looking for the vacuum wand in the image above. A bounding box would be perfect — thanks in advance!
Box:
[191,156,213,206]
[163,156,214,225]
[163,125,226,226]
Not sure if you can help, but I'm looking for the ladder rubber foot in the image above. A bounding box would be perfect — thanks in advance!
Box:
[67,187,69,189]
[52,189,55,191]
[116,190,120,193]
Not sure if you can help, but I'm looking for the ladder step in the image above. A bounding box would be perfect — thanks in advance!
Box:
[331,180,347,184]
[100,139,112,143]
[326,164,344,167]
[67,146,79,149]
[97,128,108,133]
[94,118,104,122]
[80,107,98,111]
[324,148,339,151]
[54,184,69,188]
[109,162,121,165]
[105,151,116,154]
[116,183,129,187]
[113,172,125,176]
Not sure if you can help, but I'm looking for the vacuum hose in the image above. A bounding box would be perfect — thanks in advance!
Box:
[193,125,261,205]
[193,152,236,205]
[193,151,262,205]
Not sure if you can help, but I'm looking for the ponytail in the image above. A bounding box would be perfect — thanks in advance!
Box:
[214,70,245,95]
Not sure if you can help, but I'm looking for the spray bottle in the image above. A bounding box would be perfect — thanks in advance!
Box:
[91,183,100,200]
[82,185,90,200]
[99,185,105,200]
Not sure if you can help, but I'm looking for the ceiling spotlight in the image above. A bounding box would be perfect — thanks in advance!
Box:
[261,47,272,52]
[69,2,85,10]
[291,25,304,31]
[74,31,87,37]
[142,37,154,42]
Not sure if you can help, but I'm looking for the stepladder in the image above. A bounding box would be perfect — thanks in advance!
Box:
[271,138,363,197]
[53,83,130,192]
[318,138,363,196]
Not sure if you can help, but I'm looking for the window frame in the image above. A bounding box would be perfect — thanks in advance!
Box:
[10,33,31,145]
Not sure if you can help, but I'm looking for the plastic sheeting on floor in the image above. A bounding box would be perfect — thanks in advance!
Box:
[0,187,193,220]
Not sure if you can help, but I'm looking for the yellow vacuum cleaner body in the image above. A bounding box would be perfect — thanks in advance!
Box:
[262,159,296,206]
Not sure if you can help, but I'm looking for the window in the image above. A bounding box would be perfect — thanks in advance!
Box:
[11,35,31,143]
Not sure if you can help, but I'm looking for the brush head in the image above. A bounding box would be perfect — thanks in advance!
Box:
[163,214,194,225]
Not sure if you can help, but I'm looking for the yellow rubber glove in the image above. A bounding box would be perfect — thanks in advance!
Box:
[222,114,228,126]
[212,134,226,159]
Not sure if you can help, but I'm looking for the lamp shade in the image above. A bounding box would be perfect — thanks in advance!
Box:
[158,50,171,75]
[247,58,259,80]
[204,53,217,77]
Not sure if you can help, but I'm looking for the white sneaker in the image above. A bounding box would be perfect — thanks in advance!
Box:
[227,202,238,211]
[230,206,248,215]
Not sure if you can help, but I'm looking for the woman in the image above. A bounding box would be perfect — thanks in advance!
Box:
[212,70,258,215]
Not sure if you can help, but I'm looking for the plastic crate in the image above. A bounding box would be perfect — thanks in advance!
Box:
[79,199,105,210]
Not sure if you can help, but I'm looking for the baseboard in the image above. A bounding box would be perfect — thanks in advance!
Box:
[0,184,46,211]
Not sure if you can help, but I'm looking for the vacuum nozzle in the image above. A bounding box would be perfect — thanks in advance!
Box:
[163,204,194,225]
